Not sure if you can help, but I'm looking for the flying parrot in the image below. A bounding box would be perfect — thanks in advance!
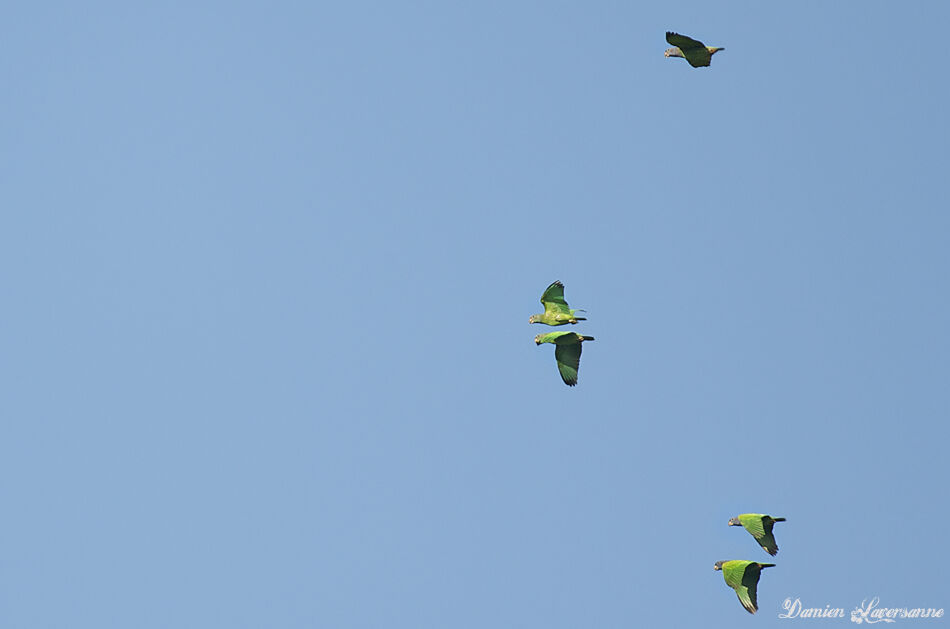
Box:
[728,514,786,556]
[534,332,594,386]
[529,281,587,326]
[664,32,724,68]
[713,560,775,614]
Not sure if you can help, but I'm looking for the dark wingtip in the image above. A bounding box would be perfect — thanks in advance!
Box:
[766,547,778,556]
[773,517,786,522]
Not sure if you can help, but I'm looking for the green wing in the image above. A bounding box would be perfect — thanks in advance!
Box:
[739,514,779,556]
[530,280,586,325]
[554,340,582,386]
[721,561,758,614]
[738,563,765,614]
[757,529,779,556]
[739,514,766,538]
[666,31,705,51]
[720,560,748,590]
[540,281,572,316]
[665,31,713,67]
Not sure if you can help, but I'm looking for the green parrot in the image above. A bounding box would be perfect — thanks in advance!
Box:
[713,560,775,614]
[664,32,724,67]
[534,332,594,386]
[728,514,786,556]
[529,281,587,326]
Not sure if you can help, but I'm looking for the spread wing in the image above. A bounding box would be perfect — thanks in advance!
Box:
[734,583,757,614]
[554,341,582,386]
[758,531,779,556]
[740,514,767,539]
[666,31,705,51]
[721,561,756,613]
[738,564,763,614]
[665,31,712,67]
[540,281,572,316]
[741,515,779,555]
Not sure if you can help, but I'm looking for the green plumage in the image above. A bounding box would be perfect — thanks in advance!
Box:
[529,281,586,326]
[714,560,774,614]
[534,331,594,386]
[664,32,724,68]
[728,513,786,556]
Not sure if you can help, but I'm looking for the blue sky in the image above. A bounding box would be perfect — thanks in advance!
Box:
[2,2,948,627]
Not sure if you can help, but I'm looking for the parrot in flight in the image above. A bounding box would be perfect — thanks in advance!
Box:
[534,332,594,386]
[665,32,725,67]
[728,513,786,556]
[713,560,774,614]
[529,281,586,326]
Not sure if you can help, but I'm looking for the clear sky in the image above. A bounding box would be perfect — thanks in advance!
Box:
[2,2,948,627]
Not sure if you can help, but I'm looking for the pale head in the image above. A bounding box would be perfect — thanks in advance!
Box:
[713,561,725,571]
[728,516,741,526]
[664,47,683,59]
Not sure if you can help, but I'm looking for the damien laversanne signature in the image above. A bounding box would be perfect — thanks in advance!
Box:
[779,597,944,622]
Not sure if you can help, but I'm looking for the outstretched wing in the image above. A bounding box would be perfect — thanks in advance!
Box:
[666,31,706,50]
[734,583,756,614]
[666,31,705,51]
[720,561,756,614]
[758,531,779,556]
[738,564,763,614]
[540,281,572,316]
[665,31,712,67]
[740,514,779,555]
[554,341,582,386]
[740,514,766,539]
